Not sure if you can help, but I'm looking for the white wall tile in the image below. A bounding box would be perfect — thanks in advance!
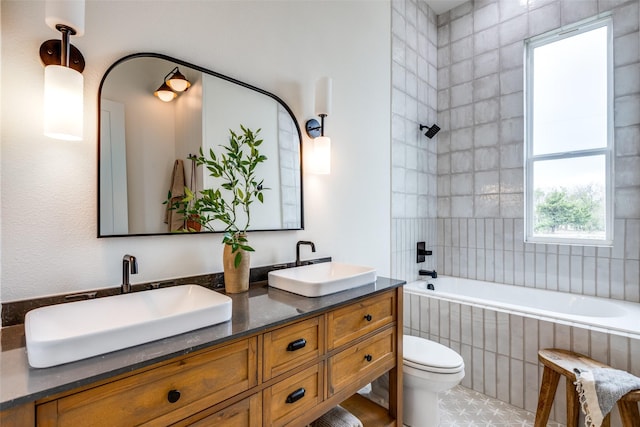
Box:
[529,1,561,36]
[497,354,510,401]
[474,26,500,55]
[473,347,485,392]
[560,0,598,25]
[474,3,499,31]
[474,49,500,78]
[499,14,529,46]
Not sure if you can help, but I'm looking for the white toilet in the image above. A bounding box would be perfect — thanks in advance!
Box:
[370,335,465,427]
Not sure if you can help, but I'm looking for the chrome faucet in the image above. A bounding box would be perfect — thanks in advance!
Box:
[295,241,316,267]
[122,254,138,294]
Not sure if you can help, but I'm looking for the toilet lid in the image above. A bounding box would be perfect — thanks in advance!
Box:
[403,335,464,373]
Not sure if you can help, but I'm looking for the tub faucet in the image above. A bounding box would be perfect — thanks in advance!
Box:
[296,241,316,266]
[419,269,437,279]
[122,254,138,294]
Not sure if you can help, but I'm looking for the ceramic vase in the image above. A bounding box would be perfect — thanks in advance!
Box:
[223,243,250,293]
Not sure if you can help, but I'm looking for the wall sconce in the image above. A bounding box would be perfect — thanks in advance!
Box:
[154,67,191,102]
[305,77,332,174]
[419,123,441,139]
[40,0,86,141]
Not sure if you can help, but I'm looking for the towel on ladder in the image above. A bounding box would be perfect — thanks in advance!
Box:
[164,159,186,232]
[574,367,640,427]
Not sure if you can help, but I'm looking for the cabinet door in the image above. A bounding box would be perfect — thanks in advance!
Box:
[327,291,395,350]
[263,316,323,380]
[263,363,323,427]
[37,338,257,427]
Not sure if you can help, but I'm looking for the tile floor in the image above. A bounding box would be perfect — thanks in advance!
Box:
[439,386,565,427]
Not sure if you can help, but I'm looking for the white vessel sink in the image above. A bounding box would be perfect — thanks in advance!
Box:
[268,262,376,297]
[25,285,232,368]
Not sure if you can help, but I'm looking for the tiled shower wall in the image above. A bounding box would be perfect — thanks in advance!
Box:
[390,0,440,282]
[436,0,640,301]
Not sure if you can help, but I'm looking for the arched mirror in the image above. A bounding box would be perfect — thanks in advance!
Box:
[98,53,303,237]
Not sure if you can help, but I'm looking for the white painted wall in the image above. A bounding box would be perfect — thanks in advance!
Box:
[0,0,391,301]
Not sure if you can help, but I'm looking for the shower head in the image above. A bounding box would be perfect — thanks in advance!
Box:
[420,123,440,139]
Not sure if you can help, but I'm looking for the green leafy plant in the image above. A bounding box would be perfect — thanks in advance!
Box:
[534,185,603,234]
[181,125,268,267]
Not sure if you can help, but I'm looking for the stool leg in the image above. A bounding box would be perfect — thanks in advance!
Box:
[602,413,611,427]
[535,367,561,427]
[566,378,580,427]
[618,400,640,427]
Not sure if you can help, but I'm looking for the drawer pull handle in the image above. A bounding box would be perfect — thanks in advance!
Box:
[167,389,181,403]
[286,387,306,404]
[364,354,373,362]
[286,338,307,352]
[364,314,372,321]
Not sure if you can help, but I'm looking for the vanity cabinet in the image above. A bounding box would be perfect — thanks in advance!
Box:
[5,287,402,427]
[36,338,258,426]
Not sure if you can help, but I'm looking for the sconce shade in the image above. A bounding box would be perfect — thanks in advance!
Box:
[154,82,177,102]
[308,136,331,175]
[315,77,332,116]
[43,64,83,141]
[45,0,85,36]
[166,68,191,92]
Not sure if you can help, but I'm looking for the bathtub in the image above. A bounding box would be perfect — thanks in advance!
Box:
[404,276,640,340]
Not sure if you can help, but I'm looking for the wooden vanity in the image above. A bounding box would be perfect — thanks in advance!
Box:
[1,283,403,426]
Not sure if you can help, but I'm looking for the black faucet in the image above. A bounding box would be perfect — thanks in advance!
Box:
[122,254,138,294]
[419,269,437,279]
[296,241,316,266]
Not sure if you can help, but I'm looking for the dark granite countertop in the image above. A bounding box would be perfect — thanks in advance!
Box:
[0,277,404,410]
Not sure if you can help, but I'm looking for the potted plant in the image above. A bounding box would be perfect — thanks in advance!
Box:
[182,125,267,293]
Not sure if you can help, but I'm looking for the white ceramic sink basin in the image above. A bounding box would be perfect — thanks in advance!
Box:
[268,262,376,297]
[25,285,232,368]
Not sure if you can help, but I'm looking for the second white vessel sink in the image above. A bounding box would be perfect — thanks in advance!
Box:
[268,262,376,297]
[25,285,232,368]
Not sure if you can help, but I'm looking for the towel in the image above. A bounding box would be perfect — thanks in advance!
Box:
[164,159,186,232]
[574,367,640,427]
[310,405,363,427]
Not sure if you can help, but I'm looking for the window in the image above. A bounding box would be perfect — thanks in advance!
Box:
[524,16,613,245]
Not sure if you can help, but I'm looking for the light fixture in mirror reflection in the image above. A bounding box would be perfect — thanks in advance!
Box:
[154,67,191,102]
[98,53,303,237]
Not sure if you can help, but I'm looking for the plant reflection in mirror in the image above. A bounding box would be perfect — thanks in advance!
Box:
[169,125,268,267]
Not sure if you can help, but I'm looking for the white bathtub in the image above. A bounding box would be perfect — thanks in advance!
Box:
[404,276,640,339]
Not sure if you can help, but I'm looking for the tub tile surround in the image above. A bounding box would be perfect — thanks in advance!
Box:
[404,292,640,426]
[437,217,640,303]
[392,0,640,426]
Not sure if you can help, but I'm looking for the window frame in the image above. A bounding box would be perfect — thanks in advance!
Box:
[524,15,614,246]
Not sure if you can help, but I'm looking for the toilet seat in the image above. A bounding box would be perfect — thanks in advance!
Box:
[403,335,464,374]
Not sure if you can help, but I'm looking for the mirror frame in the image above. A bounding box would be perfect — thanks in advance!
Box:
[97,52,304,238]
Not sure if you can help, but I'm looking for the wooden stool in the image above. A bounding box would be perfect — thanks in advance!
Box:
[535,349,640,427]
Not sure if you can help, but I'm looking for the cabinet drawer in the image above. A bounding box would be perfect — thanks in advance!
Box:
[327,291,395,350]
[328,327,395,396]
[174,392,262,427]
[263,316,323,380]
[37,338,257,427]
[264,363,323,427]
